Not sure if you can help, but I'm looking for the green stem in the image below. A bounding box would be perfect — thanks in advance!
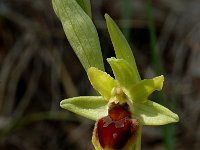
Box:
[132,125,142,150]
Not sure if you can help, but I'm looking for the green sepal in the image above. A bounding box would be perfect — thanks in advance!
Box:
[60,96,107,120]
[107,58,139,91]
[128,75,164,103]
[105,14,140,81]
[76,0,92,18]
[87,67,119,100]
[133,100,179,125]
[52,0,104,71]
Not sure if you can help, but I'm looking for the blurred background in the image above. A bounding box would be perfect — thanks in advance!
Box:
[0,0,200,149]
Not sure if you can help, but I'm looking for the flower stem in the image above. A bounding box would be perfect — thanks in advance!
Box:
[133,125,142,150]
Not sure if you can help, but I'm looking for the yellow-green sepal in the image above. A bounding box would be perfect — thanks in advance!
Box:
[133,100,179,125]
[105,14,140,81]
[60,96,107,120]
[107,58,139,87]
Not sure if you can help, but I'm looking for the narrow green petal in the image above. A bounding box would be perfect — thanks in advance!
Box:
[107,58,139,91]
[128,75,164,103]
[105,14,140,81]
[76,0,92,18]
[133,100,179,125]
[60,96,107,120]
[52,0,104,71]
[87,67,119,100]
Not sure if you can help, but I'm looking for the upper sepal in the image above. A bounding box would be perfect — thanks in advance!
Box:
[105,14,140,81]
[107,58,139,88]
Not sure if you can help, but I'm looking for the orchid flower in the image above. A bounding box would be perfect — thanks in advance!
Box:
[52,0,179,149]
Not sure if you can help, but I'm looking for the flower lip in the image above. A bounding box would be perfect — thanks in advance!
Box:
[94,102,139,149]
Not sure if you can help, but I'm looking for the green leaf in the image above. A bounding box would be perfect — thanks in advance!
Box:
[107,58,139,90]
[60,96,107,120]
[128,75,164,103]
[134,100,179,125]
[87,67,119,100]
[105,14,140,81]
[52,0,104,71]
[76,0,92,18]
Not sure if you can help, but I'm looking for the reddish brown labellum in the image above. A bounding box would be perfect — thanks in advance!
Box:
[96,103,139,149]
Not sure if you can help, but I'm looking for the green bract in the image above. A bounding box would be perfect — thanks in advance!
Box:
[75,0,92,18]
[52,0,104,71]
[52,0,179,149]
